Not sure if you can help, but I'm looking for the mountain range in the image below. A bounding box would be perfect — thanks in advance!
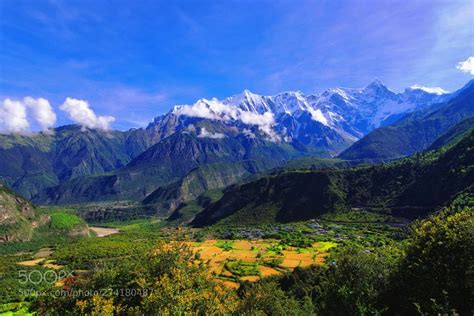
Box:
[340,80,474,160]
[0,80,472,212]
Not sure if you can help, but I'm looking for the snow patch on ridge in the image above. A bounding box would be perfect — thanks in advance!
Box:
[308,108,329,126]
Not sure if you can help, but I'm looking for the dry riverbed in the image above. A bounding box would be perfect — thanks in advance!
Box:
[89,226,120,237]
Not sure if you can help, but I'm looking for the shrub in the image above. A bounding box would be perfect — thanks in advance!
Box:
[215,240,234,251]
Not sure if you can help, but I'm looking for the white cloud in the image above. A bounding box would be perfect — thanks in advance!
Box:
[409,85,448,95]
[23,97,57,130]
[456,56,474,75]
[173,98,279,140]
[197,127,225,139]
[0,97,58,134]
[60,97,115,130]
[0,99,29,134]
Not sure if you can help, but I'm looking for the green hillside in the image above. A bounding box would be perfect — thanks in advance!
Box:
[36,127,313,204]
[427,116,474,150]
[142,160,271,214]
[191,131,474,226]
[0,125,150,199]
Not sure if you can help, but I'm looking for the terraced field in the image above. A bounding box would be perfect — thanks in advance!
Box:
[189,239,336,287]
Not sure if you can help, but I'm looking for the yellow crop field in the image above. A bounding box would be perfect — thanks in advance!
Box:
[188,239,336,287]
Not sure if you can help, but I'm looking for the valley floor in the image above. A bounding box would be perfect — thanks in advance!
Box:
[1,204,472,315]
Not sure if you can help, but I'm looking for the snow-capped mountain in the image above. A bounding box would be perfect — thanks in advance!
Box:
[148,80,449,153]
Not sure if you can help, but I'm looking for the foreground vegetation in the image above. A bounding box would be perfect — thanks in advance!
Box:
[1,200,471,315]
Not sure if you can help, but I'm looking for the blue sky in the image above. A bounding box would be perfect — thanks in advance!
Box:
[1,0,473,129]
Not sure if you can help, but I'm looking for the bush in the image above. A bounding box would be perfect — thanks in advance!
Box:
[215,240,234,251]
[263,257,284,268]
[225,260,260,277]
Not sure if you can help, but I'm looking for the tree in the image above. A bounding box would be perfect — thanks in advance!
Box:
[384,207,474,315]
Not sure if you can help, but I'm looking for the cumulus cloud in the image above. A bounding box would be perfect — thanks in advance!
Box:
[173,98,279,140]
[60,97,115,130]
[456,56,474,75]
[197,127,225,139]
[0,97,57,134]
[0,99,29,134]
[23,97,57,131]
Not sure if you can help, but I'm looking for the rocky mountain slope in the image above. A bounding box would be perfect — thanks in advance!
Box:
[339,80,474,161]
[0,184,40,242]
[0,183,91,242]
[35,122,305,204]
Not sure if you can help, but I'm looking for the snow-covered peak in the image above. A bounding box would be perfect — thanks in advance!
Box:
[325,87,356,102]
[272,91,311,115]
[408,85,448,95]
[362,79,396,96]
[235,89,261,101]
[168,79,450,143]
[365,79,386,89]
[173,94,278,140]
[224,89,271,114]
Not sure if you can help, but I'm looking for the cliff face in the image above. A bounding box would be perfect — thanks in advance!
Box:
[0,183,92,242]
[0,184,39,242]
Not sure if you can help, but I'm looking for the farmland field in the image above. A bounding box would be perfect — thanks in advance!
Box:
[189,239,336,287]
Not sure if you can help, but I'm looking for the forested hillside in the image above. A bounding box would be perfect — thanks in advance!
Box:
[192,131,474,226]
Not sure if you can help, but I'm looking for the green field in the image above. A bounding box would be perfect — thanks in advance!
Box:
[48,212,84,230]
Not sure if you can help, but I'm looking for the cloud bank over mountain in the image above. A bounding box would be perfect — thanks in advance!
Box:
[197,127,225,139]
[0,97,115,134]
[60,98,115,131]
[0,97,56,134]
